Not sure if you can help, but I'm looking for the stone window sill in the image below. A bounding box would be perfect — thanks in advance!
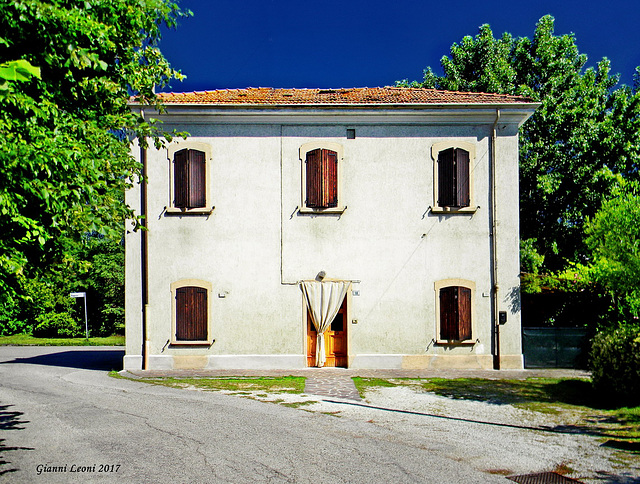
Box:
[430,206,478,214]
[165,206,215,216]
[298,206,347,215]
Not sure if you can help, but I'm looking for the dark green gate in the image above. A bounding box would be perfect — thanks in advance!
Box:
[522,327,590,369]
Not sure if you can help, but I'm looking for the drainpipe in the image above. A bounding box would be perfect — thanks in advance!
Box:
[491,109,501,370]
[139,109,150,370]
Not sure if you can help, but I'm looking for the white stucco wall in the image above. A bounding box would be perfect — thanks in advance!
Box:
[124,106,534,370]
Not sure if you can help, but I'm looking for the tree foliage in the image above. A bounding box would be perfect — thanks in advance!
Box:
[78,237,125,336]
[583,188,640,317]
[0,0,188,312]
[0,59,41,92]
[0,236,125,337]
[399,15,640,270]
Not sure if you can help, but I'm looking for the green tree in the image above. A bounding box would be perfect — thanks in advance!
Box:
[583,188,640,318]
[399,15,640,270]
[73,236,125,336]
[1,234,125,337]
[0,1,188,320]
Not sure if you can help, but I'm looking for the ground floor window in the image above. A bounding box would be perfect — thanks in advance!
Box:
[171,280,212,345]
[435,279,475,343]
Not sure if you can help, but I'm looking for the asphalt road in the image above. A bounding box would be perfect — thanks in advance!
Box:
[0,346,509,483]
[0,347,636,483]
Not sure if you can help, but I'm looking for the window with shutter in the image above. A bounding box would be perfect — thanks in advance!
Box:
[431,141,476,213]
[437,283,473,342]
[174,148,206,210]
[437,148,470,209]
[175,286,208,341]
[171,279,212,345]
[305,148,338,209]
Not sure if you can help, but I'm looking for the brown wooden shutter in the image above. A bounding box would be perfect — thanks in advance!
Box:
[176,286,208,341]
[174,149,189,209]
[188,150,206,208]
[455,148,470,208]
[174,149,206,209]
[191,287,208,340]
[323,149,338,208]
[306,149,338,209]
[458,286,472,340]
[438,148,455,207]
[438,148,470,208]
[306,148,322,208]
[440,286,472,341]
[439,286,457,340]
[175,287,189,340]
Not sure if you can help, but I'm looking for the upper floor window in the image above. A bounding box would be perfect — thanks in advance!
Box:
[166,142,213,215]
[174,149,206,210]
[306,148,338,209]
[437,148,470,208]
[431,141,476,213]
[299,141,345,213]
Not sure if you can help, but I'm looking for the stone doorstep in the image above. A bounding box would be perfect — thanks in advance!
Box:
[304,376,362,401]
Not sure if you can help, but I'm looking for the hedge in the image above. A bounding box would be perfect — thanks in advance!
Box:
[590,325,640,405]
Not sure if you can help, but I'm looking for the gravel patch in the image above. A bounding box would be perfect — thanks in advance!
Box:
[220,384,639,484]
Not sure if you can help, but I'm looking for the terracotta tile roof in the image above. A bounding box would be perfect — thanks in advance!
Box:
[154,87,534,105]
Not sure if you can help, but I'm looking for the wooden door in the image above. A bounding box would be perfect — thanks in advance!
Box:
[306,298,347,367]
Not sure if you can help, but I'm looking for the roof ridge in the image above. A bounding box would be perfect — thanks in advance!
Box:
[157,86,525,94]
[148,86,536,104]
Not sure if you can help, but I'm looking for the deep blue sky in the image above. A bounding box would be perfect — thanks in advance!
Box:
[158,0,639,92]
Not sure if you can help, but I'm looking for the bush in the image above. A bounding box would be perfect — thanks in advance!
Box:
[590,325,640,405]
[19,275,74,334]
[33,312,84,338]
[0,290,28,335]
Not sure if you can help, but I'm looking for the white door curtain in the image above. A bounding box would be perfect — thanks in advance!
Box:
[300,280,350,367]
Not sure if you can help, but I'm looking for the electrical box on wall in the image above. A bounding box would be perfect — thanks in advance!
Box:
[499,311,507,324]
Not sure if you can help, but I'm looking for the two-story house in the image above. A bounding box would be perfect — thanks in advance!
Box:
[124,87,537,370]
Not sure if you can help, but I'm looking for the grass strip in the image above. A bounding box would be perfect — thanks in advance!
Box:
[129,375,306,394]
[0,334,125,346]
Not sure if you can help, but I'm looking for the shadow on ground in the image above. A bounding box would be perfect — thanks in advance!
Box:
[326,398,640,451]
[326,398,640,482]
[0,404,33,476]
[0,350,124,371]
